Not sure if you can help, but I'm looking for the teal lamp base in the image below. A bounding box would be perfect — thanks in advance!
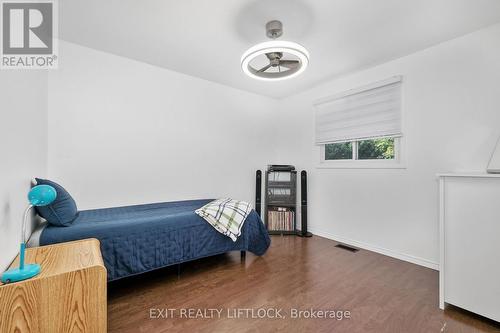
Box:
[1,263,41,283]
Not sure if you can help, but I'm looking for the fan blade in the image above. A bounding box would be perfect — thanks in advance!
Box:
[257,64,271,73]
[279,60,299,69]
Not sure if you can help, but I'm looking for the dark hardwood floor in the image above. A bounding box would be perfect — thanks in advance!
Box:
[108,236,500,333]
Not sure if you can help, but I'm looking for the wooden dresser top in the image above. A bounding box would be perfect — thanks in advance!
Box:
[0,238,104,287]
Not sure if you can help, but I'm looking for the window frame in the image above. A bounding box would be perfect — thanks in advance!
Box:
[318,136,406,169]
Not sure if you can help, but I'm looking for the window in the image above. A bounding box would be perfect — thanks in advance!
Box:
[324,141,353,160]
[323,137,398,161]
[315,76,404,168]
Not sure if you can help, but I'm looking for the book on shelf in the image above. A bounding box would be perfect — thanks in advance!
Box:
[267,207,295,231]
[268,188,291,195]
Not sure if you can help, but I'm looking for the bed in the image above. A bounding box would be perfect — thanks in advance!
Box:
[31,199,271,281]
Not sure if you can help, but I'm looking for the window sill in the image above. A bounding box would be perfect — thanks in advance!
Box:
[317,161,407,169]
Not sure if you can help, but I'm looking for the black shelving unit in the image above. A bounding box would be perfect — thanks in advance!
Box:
[264,165,297,235]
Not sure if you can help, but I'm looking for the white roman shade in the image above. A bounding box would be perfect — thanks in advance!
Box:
[314,77,402,145]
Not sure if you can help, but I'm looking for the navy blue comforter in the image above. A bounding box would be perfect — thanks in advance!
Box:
[40,199,270,281]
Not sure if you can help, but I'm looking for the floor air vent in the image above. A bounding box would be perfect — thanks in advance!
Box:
[335,244,359,253]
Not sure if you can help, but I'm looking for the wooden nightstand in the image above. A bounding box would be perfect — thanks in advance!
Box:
[0,238,107,332]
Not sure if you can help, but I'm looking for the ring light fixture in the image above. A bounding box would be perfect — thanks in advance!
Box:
[240,20,309,81]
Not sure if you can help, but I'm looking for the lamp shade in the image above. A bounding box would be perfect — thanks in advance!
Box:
[28,185,57,207]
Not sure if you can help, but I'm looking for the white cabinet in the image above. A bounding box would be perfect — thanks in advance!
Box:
[439,173,500,322]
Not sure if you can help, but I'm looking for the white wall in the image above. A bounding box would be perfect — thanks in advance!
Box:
[48,41,279,210]
[275,23,500,269]
[0,71,48,272]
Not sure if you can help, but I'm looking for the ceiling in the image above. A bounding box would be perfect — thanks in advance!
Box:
[59,0,500,99]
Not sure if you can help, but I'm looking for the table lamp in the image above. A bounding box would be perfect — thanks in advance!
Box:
[1,185,57,283]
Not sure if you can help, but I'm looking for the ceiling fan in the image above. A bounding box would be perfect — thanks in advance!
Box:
[241,20,309,81]
[256,51,300,73]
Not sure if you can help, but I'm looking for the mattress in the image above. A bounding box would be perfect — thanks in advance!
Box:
[38,199,270,281]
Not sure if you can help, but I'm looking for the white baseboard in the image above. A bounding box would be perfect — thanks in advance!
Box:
[309,228,439,271]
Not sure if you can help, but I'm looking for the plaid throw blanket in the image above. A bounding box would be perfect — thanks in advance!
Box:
[195,198,252,242]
